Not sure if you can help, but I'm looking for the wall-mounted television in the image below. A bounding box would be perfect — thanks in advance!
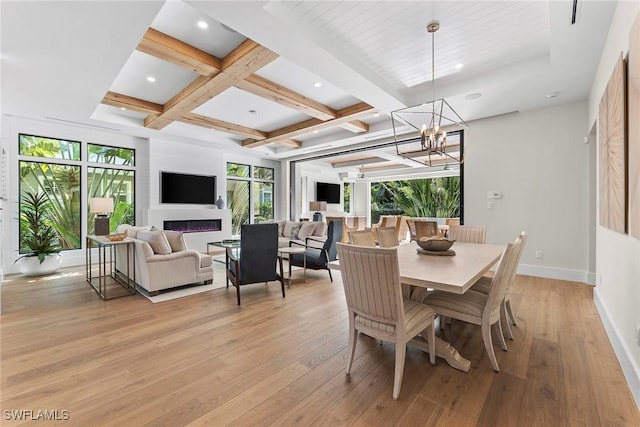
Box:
[316,181,340,204]
[161,172,216,204]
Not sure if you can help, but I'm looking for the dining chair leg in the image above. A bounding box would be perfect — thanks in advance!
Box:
[496,319,508,351]
[427,323,436,365]
[505,298,517,325]
[327,268,333,282]
[346,317,357,374]
[501,302,514,340]
[393,344,407,400]
[482,322,499,372]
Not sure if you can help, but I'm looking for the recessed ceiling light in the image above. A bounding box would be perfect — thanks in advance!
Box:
[120,107,126,111]
[313,130,319,134]
[546,91,560,99]
[313,82,322,88]
[248,110,257,115]
[197,20,208,29]
[454,63,464,69]
[146,76,156,83]
[464,92,482,101]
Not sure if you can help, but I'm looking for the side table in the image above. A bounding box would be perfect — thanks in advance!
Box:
[278,246,306,287]
[86,235,136,300]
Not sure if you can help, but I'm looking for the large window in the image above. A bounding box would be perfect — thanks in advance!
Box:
[343,182,352,213]
[370,176,460,224]
[87,144,135,234]
[227,163,275,235]
[18,134,135,252]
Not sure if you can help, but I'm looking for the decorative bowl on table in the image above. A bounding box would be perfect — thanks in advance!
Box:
[416,236,455,252]
[105,233,127,242]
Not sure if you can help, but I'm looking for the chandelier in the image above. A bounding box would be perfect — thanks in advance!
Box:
[392,21,468,167]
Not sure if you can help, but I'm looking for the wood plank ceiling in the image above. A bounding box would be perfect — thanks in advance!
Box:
[101,28,378,149]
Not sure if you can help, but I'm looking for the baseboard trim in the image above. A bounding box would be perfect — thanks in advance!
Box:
[517,264,590,284]
[594,289,640,409]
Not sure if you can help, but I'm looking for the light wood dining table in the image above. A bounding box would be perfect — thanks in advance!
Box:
[328,241,505,372]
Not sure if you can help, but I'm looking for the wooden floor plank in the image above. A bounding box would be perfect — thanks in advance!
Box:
[1,268,638,426]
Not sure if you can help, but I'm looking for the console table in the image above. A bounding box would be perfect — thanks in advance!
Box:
[86,235,136,300]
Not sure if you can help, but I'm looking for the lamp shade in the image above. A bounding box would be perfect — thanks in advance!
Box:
[309,201,326,212]
[90,197,114,214]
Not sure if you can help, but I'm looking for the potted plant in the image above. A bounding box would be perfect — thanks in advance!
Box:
[15,191,62,276]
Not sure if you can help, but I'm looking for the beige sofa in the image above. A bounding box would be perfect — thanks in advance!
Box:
[116,225,213,295]
[263,220,327,248]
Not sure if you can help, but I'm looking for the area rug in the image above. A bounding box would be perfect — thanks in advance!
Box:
[140,262,229,303]
[140,261,302,303]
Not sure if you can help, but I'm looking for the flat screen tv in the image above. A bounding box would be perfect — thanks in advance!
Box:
[316,182,340,204]
[161,172,216,204]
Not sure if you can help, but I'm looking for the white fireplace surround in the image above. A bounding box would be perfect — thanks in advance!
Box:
[147,208,232,252]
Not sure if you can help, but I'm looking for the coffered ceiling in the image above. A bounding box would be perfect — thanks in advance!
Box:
[1,0,616,171]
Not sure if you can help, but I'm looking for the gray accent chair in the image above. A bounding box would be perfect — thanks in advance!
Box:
[289,219,343,282]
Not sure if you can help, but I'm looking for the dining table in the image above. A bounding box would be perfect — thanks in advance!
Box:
[328,241,505,372]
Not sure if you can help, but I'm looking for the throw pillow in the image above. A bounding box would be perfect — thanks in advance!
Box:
[164,230,186,252]
[123,225,152,238]
[297,221,316,240]
[312,221,327,237]
[283,221,302,238]
[289,224,302,239]
[137,230,172,255]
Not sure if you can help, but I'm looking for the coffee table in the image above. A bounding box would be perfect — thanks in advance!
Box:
[207,239,240,263]
[278,246,306,286]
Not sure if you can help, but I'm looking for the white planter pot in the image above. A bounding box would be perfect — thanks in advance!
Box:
[18,253,63,276]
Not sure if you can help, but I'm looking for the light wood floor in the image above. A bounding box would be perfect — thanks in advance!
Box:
[1,267,639,426]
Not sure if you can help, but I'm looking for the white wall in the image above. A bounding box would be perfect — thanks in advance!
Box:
[588,0,640,407]
[465,102,590,282]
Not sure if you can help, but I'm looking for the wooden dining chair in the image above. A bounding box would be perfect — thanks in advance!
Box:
[445,218,460,227]
[422,237,522,371]
[414,220,440,240]
[336,243,436,400]
[471,231,528,339]
[397,216,410,242]
[348,229,377,246]
[448,225,486,243]
[376,226,399,247]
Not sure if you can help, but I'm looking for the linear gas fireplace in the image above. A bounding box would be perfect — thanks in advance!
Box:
[164,219,222,233]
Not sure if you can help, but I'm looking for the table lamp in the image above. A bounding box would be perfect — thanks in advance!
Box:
[309,201,327,222]
[90,197,114,236]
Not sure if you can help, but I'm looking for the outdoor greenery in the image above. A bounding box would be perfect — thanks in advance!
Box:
[17,191,61,263]
[18,134,135,251]
[227,163,274,234]
[343,182,352,213]
[371,176,460,223]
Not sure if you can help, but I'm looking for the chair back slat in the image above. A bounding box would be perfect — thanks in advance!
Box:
[448,225,486,243]
[414,220,440,239]
[336,243,402,325]
[377,227,399,247]
[349,229,377,246]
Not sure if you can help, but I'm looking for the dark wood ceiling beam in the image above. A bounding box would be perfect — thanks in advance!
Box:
[242,102,376,148]
[137,28,221,76]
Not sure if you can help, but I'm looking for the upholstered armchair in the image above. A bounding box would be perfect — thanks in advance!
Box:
[226,223,284,305]
[289,219,343,282]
